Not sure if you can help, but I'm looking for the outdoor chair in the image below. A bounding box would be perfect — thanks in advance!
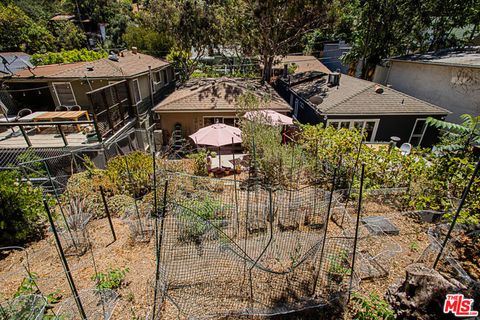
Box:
[68,105,82,111]
[14,108,36,133]
[55,105,68,111]
[400,143,412,156]
[0,100,17,134]
[15,108,32,120]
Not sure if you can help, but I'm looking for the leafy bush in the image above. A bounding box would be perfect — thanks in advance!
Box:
[0,171,45,246]
[178,196,228,243]
[351,293,395,320]
[106,151,153,198]
[92,267,129,290]
[107,194,136,217]
[122,25,174,57]
[186,149,209,176]
[31,49,108,66]
[241,119,303,186]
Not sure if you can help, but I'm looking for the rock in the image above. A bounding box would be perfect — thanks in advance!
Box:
[385,263,467,319]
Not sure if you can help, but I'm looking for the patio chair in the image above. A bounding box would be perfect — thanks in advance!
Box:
[0,100,17,134]
[55,105,68,111]
[15,108,32,120]
[68,105,82,111]
[14,108,36,133]
[400,143,412,156]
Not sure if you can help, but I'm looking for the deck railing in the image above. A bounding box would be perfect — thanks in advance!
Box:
[0,119,99,147]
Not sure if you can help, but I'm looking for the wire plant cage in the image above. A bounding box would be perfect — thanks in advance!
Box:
[0,294,47,320]
[122,203,155,243]
[56,289,118,320]
[150,172,360,319]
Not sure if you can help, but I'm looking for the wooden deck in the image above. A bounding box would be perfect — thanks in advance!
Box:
[0,128,98,149]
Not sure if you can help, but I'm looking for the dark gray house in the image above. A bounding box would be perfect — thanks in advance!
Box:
[275,71,451,147]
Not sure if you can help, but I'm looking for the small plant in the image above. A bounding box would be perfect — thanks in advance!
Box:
[186,149,209,176]
[327,249,351,283]
[92,267,129,290]
[178,196,229,245]
[351,292,395,320]
[125,292,135,303]
[328,249,351,272]
[8,272,62,319]
[409,241,419,252]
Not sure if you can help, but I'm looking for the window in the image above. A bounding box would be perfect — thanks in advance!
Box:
[153,71,161,84]
[162,70,168,85]
[203,116,238,127]
[409,118,427,146]
[52,82,76,106]
[327,119,379,142]
[132,79,141,104]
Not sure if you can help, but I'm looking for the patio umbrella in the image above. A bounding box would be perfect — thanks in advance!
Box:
[244,109,293,126]
[189,123,242,169]
[189,123,242,147]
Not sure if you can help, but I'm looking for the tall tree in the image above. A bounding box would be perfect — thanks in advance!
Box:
[146,0,237,79]
[0,3,55,53]
[337,0,480,79]
[237,0,331,81]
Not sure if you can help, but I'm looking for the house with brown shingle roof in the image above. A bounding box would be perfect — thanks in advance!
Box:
[276,71,450,147]
[0,50,176,151]
[152,78,291,142]
[2,51,175,117]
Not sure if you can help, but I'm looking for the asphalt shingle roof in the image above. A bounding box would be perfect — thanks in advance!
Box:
[290,72,450,115]
[274,55,332,74]
[153,78,291,113]
[390,47,480,68]
[11,51,169,79]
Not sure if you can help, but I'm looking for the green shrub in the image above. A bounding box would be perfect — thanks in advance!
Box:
[351,293,395,320]
[178,196,228,243]
[186,149,209,176]
[0,170,46,246]
[107,194,136,217]
[31,49,108,66]
[92,267,129,290]
[106,151,153,198]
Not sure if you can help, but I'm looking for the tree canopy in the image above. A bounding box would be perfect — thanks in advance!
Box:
[1,0,478,80]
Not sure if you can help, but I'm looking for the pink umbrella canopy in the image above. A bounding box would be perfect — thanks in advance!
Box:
[244,109,293,126]
[189,123,242,147]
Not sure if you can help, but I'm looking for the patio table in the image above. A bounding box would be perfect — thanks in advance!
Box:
[19,111,47,121]
[32,111,90,132]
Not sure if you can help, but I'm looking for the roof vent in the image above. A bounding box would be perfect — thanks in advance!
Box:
[328,72,340,86]
[86,65,94,71]
[309,95,324,105]
[108,53,119,62]
[374,85,384,94]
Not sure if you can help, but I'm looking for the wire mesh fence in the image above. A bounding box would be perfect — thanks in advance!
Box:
[2,125,471,319]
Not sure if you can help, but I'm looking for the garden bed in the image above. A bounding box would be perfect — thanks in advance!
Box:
[0,198,438,319]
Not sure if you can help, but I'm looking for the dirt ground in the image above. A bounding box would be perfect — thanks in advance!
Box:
[0,197,437,320]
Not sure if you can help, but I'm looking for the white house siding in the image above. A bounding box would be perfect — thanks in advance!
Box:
[374,61,480,123]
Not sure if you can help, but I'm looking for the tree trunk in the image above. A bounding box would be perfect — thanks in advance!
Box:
[262,55,274,83]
